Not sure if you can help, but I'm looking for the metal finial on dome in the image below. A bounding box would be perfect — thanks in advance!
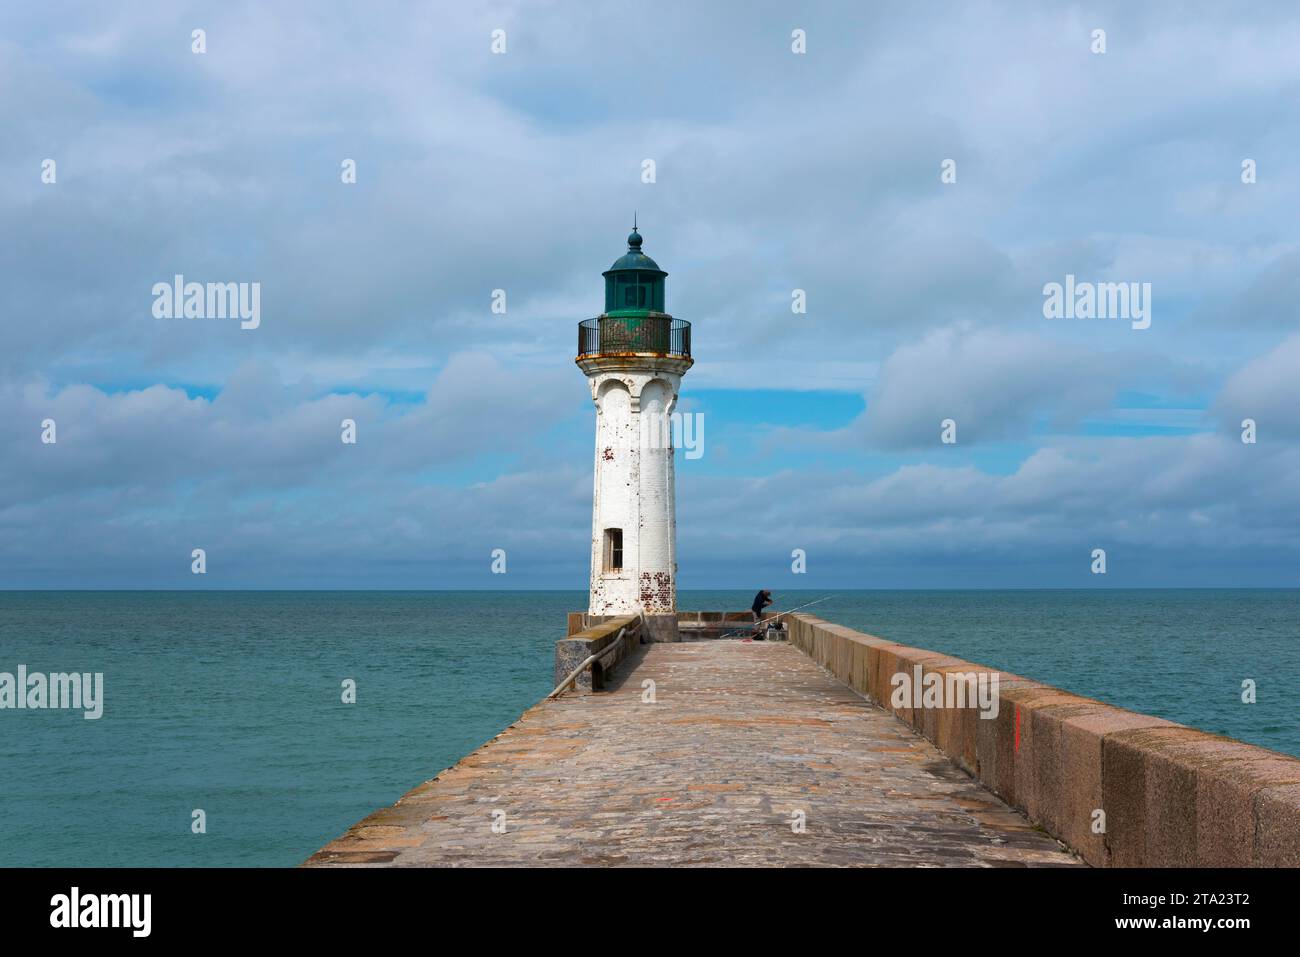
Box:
[605,218,663,275]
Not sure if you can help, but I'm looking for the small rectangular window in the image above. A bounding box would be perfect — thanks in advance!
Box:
[604,528,623,573]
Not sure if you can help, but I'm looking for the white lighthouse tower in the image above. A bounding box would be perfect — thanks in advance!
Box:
[576,224,692,642]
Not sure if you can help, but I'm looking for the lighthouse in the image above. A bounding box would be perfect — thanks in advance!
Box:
[576,224,692,642]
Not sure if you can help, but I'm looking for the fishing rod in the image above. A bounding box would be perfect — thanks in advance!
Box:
[720,594,837,640]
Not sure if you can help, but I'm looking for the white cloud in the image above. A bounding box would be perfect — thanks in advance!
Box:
[1215,335,1300,438]
[852,325,1139,448]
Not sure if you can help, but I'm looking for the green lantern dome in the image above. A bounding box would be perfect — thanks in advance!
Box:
[603,223,667,316]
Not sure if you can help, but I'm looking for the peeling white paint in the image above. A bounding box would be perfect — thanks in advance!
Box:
[579,358,690,617]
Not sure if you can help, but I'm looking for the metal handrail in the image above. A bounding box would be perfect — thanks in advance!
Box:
[547,614,644,699]
[546,627,624,699]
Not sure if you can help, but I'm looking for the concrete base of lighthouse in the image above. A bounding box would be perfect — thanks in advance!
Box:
[641,614,680,643]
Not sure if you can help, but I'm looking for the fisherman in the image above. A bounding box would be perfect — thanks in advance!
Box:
[750,589,773,638]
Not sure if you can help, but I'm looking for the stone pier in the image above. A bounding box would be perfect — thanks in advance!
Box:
[306,620,1079,867]
[306,612,1300,868]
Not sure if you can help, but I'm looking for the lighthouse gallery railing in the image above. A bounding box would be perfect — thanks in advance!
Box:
[577,316,690,359]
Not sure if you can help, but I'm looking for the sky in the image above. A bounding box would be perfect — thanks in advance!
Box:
[1,1,1297,589]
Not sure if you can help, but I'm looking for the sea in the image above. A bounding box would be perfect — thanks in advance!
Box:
[0,589,1295,866]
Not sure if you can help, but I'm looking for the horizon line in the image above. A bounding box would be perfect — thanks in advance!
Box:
[0,586,1295,593]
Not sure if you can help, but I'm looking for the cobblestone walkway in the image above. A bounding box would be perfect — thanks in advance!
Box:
[306,640,1082,867]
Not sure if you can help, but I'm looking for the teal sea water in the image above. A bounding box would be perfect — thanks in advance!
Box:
[0,589,1295,867]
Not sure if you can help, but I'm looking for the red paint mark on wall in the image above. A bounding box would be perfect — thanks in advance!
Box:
[602,447,614,461]
[1014,705,1021,754]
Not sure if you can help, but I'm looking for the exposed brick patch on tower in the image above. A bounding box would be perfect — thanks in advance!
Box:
[639,570,673,612]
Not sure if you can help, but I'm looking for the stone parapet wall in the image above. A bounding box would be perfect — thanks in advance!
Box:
[787,613,1300,867]
[554,615,640,690]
